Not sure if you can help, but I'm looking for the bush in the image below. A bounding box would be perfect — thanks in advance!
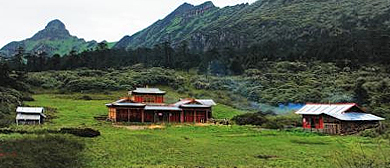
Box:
[231,111,270,126]
[332,142,390,168]
[359,129,380,138]
[79,95,93,100]
[59,128,101,137]
[0,135,84,168]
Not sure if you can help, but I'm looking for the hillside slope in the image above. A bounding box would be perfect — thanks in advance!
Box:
[114,1,248,50]
[115,0,390,54]
[0,19,97,57]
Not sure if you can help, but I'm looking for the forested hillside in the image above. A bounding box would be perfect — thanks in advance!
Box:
[115,0,390,60]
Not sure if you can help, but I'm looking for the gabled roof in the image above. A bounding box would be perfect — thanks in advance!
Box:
[16,113,46,120]
[335,112,384,121]
[196,99,217,106]
[106,102,146,107]
[106,98,146,107]
[145,106,181,111]
[173,99,216,107]
[131,88,166,94]
[16,107,44,114]
[295,103,384,121]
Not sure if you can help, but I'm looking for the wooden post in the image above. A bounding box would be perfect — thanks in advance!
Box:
[205,110,208,122]
[194,110,197,123]
[127,109,130,122]
[141,109,145,123]
[181,110,184,123]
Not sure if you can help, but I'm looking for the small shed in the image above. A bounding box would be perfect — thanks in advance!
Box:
[16,107,46,125]
[295,103,384,134]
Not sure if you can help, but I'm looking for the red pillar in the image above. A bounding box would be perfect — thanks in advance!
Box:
[127,109,130,122]
[180,110,184,123]
[194,110,197,123]
[205,110,208,122]
[141,109,145,123]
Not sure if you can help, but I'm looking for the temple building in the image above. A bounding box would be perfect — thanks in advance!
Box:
[106,88,216,123]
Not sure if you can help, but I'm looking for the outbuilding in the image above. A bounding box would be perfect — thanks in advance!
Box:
[16,107,46,125]
[295,103,384,134]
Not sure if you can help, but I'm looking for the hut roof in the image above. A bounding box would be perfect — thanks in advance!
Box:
[173,99,216,107]
[16,113,45,120]
[144,106,181,111]
[106,102,146,107]
[131,88,166,94]
[295,103,384,121]
[16,107,44,114]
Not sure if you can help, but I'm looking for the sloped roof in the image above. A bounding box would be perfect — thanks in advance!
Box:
[180,104,211,108]
[106,102,146,107]
[16,113,45,120]
[173,99,216,107]
[106,98,146,107]
[295,103,384,121]
[132,88,166,94]
[145,106,181,111]
[196,99,217,106]
[335,112,384,121]
[16,107,44,114]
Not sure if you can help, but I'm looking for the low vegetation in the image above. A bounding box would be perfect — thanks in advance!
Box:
[25,62,390,118]
[0,92,385,167]
[0,135,84,168]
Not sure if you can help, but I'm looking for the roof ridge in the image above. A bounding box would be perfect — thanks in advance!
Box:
[305,103,356,105]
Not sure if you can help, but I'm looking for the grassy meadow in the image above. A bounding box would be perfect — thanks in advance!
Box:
[1,92,389,167]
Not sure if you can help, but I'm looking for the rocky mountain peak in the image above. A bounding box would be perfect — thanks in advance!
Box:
[197,1,215,8]
[45,19,66,30]
[31,19,71,40]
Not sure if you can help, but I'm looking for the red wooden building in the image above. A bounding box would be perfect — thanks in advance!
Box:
[295,103,384,134]
[106,88,216,123]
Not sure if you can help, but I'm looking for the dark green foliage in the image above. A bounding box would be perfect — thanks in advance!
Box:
[232,110,301,129]
[26,66,184,93]
[79,95,93,100]
[231,111,272,126]
[262,114,302,129]
[0,135,84,168]
[26,61,390,121]
[112,0,390,68]
[59,128,100,137]
[0,87,23,127]
[0,127,100,138]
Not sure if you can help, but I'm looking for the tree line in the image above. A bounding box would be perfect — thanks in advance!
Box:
[1,25,390,75]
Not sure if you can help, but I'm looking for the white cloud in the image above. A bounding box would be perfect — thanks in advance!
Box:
[0,0,256,47]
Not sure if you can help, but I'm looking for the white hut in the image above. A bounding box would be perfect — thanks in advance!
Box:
[16,107,46,125]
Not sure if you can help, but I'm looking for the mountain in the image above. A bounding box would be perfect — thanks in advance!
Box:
[0,19,97,57]
[115,0,390,53]
[114,1,239,49]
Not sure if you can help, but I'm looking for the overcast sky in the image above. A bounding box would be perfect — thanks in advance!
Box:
[0,0,256,47]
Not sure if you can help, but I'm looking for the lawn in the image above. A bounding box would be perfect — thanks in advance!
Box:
[2,93,389,168]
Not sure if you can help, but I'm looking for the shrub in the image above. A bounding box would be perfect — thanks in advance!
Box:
[79,95,93,100]
[59,128,101,137]
[359,129,379,138]
[231,112,269,126]
[332,142,390,168]
[0,135,84,168]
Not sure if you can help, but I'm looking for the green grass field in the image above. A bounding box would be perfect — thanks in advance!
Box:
[2,93,390,168]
